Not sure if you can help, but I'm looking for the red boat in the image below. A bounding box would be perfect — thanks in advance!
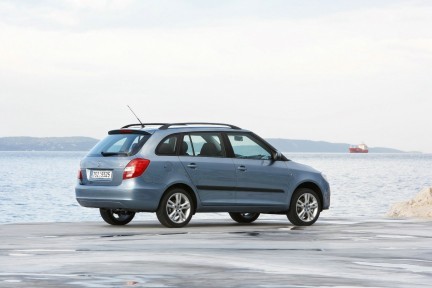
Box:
[349,143,368,153]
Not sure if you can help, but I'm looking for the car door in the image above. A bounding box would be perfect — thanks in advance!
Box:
[227,133,289,207]
[178,132,237,206]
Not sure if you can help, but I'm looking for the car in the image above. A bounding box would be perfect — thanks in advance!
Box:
[75,122,330,228]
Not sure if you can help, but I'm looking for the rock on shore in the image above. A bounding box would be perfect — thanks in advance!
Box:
[387,187,432,218]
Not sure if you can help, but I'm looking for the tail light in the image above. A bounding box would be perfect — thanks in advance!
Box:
[123,158,150,179]
[78,169,83,180]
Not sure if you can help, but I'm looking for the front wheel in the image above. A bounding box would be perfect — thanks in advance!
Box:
[156,188,194,228]
[229,212,260,223]
[99,208,135,225]
[287,188,321,226]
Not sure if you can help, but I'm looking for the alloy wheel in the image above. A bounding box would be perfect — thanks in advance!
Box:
[295,192,319,222]
[166,193,191,224]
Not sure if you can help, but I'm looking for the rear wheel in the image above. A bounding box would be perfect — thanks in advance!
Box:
[99,208,135,225]
[156,188,194,228]
[229,212,260,224]
[287,188,321,226]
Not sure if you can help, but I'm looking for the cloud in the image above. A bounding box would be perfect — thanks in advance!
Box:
[0,1,431,151]
[2,2,431,79]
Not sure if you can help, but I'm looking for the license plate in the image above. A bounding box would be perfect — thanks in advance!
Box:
[91,170,112,180]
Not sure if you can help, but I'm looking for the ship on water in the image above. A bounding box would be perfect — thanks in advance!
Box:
[349,143,369,153]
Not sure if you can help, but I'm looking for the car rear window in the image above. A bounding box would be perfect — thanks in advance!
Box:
[88,134,151,157]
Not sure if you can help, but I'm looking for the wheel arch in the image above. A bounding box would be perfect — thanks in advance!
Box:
[293,181,324,211]
[159,183,198,214]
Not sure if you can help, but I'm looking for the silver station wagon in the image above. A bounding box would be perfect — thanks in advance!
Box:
[76,123,330,228]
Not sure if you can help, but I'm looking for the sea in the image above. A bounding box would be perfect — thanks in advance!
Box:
[0,151,431,224]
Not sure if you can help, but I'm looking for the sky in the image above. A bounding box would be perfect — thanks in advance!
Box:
[0,0,431,152]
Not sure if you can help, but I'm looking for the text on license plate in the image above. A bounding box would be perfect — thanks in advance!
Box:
[92,170,112,179]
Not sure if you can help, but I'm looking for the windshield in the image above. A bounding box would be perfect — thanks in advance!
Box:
[88,134,150,157]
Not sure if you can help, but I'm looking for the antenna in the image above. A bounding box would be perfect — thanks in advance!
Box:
[127,105,144,128]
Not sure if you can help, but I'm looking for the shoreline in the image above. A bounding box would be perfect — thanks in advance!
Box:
[1,218,431,287]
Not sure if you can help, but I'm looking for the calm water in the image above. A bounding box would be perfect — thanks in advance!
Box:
[0,152,431,224]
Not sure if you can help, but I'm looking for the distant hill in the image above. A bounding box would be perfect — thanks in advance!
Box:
[0,137,99,151]
[266,138,404,153]
[0,136,405,153]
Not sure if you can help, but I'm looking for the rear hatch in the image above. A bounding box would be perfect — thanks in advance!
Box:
[79,130,151,186]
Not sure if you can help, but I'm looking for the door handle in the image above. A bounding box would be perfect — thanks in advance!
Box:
[187,163,197,169]
[237,165,247,172]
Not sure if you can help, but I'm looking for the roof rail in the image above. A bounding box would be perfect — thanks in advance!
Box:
[122,123,168,128]
[159,122,241,130]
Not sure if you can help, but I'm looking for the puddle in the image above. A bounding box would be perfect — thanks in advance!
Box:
[9,253,34,257]
[158,232,188,236]
[100,234,137,238]
[14,249,76,252]
[376,234,416,239]
[3,279,22,283]
[229,231,261,237]
[354,261,432,273]
[9,249,77,256]
[67,274,169,288]
[217,248,324,252]
[278,227,304,231]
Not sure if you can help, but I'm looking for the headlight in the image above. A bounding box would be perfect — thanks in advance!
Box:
[321,173,328,181]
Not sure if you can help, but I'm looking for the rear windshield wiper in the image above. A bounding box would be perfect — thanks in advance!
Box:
[101,152,129,157]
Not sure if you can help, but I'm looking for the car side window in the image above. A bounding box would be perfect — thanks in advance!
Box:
[156,135,178,155]
[180,135,194,156]
[186,133,226,157]
[228,134,272,160]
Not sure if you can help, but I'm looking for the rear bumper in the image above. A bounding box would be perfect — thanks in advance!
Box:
[75,183,162,211]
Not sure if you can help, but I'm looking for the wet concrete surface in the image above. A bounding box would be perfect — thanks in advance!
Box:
[1,217,431,287]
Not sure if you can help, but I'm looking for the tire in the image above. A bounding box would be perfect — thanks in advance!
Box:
[229,212,260,224]
[99,208,135,225]
[156,188,194,228]
[287,188,321,226]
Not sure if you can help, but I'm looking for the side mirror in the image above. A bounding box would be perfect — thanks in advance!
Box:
[273,151,282,161]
